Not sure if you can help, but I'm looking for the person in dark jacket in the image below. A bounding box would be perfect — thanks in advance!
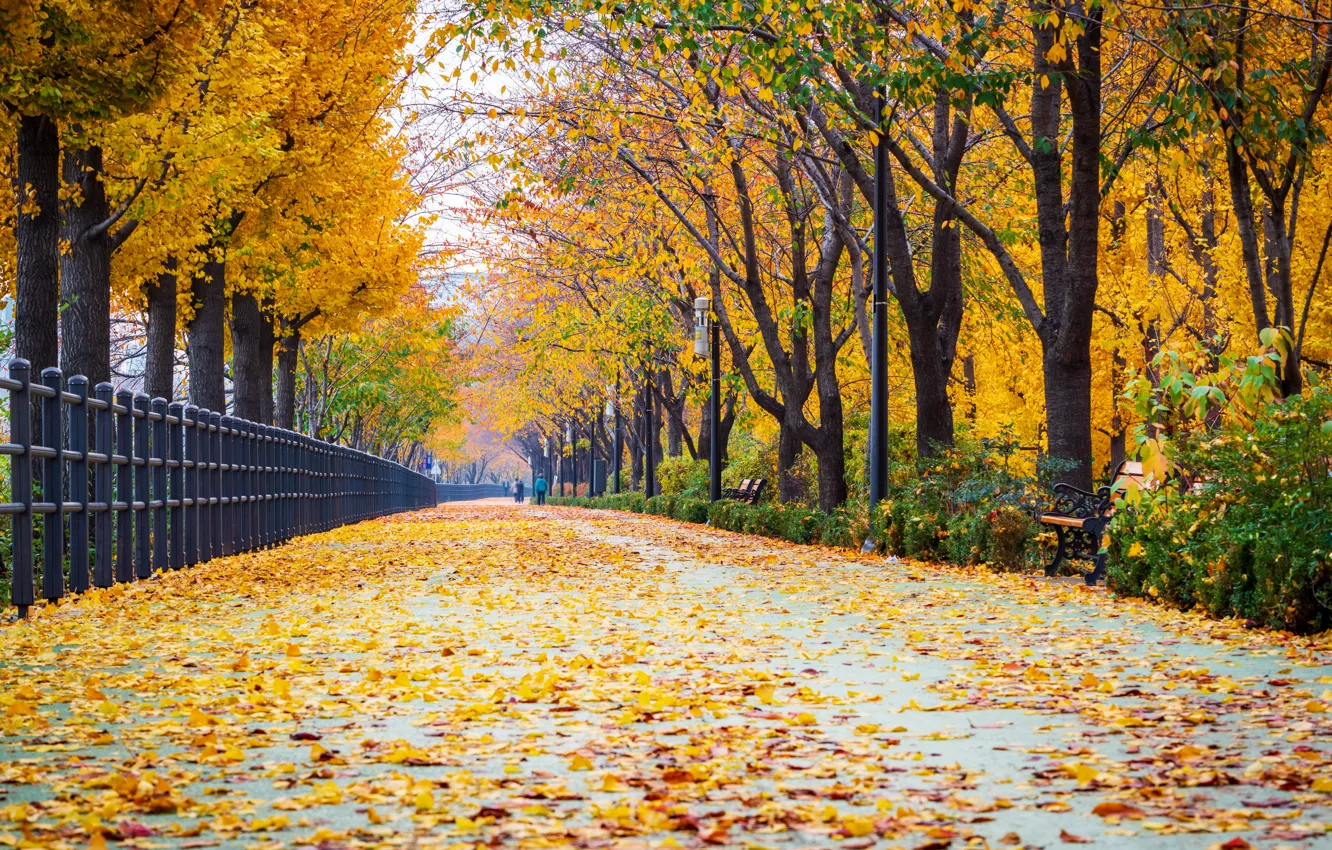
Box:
[514,480,525,503]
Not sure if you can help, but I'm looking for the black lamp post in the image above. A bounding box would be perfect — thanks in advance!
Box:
[613,374,622,494]
[695,297,721,502]
[864,87,890,553]
[568,422,578,497]
[644,370,655,498]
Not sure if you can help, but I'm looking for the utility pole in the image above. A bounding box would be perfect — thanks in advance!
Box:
[864,86,890,554]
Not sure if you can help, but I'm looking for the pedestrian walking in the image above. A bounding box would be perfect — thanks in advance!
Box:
[534,474,547,505]
[515,480,525,504]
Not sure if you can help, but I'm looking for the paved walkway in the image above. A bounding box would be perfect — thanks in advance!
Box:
[2,504,1330,849]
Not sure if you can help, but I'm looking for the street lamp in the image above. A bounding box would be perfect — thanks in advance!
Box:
[567,422,577,497]
[694,297,722,503]
[863,86,890,553]
[613,376,623,494]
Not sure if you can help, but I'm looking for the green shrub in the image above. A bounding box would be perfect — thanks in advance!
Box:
[645,494,677,517]
[707,499,744,531]
[658,457,710,498]
[590,492,646,513]
[866,429,1046,566]
[1109,383,1332,632]
[1105,337,1332,633]
[819,503,865,549]
[673,498,711,524]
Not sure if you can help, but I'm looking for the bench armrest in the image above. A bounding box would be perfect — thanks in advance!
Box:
[1047,482,1112,520]
[1052,482,1110,501]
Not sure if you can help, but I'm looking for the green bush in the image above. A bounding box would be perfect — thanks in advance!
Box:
[1102,336,1332,633]
[645,494,677,517]
[546,495,589,508]
[1109,384,1332,632]
[866,429,1048,567]
[589,492,646,513]
[658,457,710,498]
[673,498,711,524]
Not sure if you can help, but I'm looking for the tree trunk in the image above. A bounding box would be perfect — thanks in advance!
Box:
[14,114,61,374]
[905,316,955,459]
[187,260,227,411]
[59,144,113,385]
[1042,353,1094,486]
[275,326,300,430]
[717,394,735,467]
[144,261,178,399]
[777,420,803,504]
[962,355,977,422]
[230,292,274,422]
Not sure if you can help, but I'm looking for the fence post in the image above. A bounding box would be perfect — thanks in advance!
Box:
[10,361,33,617]
[69,375,90,594]
[184,405,198,567]
[94,382,114,588]
[247,422,257,550]
[134,394,151,580]
[261,425,272,548]
[197,409,211,562]
[169,401,183,570]
[246,422,258,550]
[152,398,168,574]
[210,411,223,557]
[240,420,249,549]
[115,390,133,583]
[296,435,306,536]
[41,367,64,603]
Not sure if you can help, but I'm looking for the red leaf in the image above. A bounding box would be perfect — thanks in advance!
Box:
[118,820,157,838]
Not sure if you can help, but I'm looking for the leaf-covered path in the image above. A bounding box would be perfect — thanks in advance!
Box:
[3,505,1331,850]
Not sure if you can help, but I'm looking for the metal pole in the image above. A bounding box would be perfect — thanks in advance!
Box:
[864,86,890,554]
[94,383,114,587]
[152,397,168,574]
[644,370,655,498]
[710,317,721,502]
[41,368,65,603]
[10,361,32,617]
[69,376,89,593]
[613,374,622,494]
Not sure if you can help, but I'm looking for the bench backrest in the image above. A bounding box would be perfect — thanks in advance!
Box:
[1111,461,1160,495]
[736,479,752,495]
[748,478,767,503]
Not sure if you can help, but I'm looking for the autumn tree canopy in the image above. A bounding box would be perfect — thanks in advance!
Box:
[442,0,1332,510]
[2,0,464,466]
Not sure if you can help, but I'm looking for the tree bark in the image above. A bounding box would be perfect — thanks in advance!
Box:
[14,114,61,374]
[777,420,803,505]
[144,261,178,399]
[230,291,274,422]
[59,144,113,385]
[275,326,301,430]
[187,260,227,411]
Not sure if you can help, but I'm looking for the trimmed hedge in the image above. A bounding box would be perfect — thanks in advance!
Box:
[545,486,869,549]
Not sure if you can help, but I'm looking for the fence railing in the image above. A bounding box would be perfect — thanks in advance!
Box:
[2,359,438,617]
[436,483,511,502]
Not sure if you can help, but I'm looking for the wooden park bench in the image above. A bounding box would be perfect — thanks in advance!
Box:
[1039,461,1156,586]
[721,478,766,504]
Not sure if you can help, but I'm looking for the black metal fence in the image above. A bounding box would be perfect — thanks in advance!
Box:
[436,483,511,502]
[2,359,438,617]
